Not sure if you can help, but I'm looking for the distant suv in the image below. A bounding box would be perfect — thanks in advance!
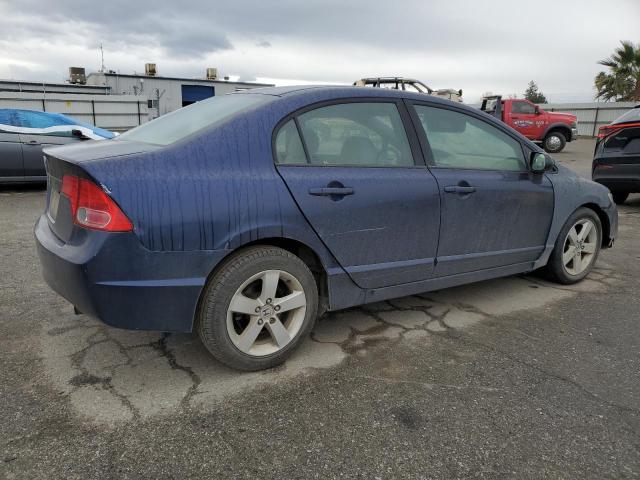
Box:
[592,105,640,204]
[0,109,114,184]
[481,96,578,153]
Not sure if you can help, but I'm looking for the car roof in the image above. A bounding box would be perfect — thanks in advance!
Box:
[238,84,458,105]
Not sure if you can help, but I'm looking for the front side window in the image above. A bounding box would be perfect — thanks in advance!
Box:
[512,101,536,114]
[296,102,414,167]
[414,105,525,171]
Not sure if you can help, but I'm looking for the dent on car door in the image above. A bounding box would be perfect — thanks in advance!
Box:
[275,101,441,289]
[0,132,24,178]
[410,103,554,277]
[19,133,77,177]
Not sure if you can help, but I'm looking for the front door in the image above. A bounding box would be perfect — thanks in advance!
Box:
[274,101,440,289]
[509,100,545,140]
[410,103,554,277]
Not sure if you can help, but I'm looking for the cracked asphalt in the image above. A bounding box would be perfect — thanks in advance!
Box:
[1,139,639,479]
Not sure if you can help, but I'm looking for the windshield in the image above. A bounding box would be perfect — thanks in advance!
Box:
[118,94,270,146]
[0,109,114,139]
[613,106,640,125]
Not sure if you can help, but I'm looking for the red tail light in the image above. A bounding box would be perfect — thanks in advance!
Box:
[597,122,640,139]
[61,175,133,232]
[597,125,621,139]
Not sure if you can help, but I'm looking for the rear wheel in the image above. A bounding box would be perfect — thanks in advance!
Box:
[611,191,629,205]
[543,131,567,153]
[197,246,318,371]
[545,207,602,284]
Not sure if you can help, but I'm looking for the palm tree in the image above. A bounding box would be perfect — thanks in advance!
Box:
[594,41,640,101]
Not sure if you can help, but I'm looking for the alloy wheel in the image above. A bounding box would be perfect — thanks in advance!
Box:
[562,219,598,276]
[546,135,562,150]
[226,269,307,357]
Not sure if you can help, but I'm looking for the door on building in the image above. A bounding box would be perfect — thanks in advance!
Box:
[181,85,215,107]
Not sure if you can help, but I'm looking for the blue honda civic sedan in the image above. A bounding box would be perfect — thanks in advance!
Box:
[35,86,618,370]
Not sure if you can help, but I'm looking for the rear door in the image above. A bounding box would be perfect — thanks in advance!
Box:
[275,100,441,289]
[409,102,553,276]
[0,132,24,179]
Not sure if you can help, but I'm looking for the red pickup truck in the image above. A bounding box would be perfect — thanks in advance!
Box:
[481,96,578,153]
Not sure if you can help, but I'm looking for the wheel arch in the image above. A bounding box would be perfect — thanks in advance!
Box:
[544,123,572,141]
[580,202,612,247]
[195,236,331,321]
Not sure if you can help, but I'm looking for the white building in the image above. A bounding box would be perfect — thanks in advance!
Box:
[86,69,272,119]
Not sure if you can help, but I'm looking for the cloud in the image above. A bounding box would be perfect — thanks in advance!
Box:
[1,0,639,102]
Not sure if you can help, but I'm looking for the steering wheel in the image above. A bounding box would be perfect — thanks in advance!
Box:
[377,141,402,165]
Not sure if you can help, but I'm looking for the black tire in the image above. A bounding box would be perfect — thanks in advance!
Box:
[611,191,629,205]
[543,131,567,153]
[196,246,318,371]
[544,207,602,284]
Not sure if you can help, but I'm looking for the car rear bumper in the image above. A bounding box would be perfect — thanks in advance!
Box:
[592,160,640,193]
[35,215,229,332]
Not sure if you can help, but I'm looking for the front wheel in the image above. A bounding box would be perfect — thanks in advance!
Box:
[197,246,318,371]
[545,207,602,284]
[543,131,567,153]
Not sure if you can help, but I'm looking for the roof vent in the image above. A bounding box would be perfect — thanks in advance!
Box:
[68,67,86,84]
[206,68,218,80]
[145,63,157,76]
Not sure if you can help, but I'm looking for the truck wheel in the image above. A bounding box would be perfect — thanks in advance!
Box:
[611,192,629,205]
[543,131,566,153]
[196,246,318,371]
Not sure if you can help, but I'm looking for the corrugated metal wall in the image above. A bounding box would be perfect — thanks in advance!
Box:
[539,102,637,137]
[0,92,149,132]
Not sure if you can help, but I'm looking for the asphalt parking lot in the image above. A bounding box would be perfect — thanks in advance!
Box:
[1,138,639,479]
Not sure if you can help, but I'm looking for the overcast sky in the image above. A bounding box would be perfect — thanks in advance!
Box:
[0,0,638,103]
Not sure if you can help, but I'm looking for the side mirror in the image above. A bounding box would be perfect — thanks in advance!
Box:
[530,152,553,173]
[534,105,540,115]
[71,129,88,140]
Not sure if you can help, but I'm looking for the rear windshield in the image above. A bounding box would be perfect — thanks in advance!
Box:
[117,93,270,146]
[613,106,640,125]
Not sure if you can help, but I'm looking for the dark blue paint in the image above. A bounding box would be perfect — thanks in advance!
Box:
[277,165,440,288]
[429,168,554,276]
[36,86,618,333]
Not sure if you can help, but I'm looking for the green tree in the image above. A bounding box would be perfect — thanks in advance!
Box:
[595,40,640,101]
[524,81,547,104]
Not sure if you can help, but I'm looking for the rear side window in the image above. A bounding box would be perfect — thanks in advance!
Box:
[275,120,306,164]
[118,94,269,146]
[613,107,640,124]
[295,102,414,167]
[512,101,536,114]
[414,105,525,171]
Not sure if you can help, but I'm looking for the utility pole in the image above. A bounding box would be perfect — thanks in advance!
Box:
[100,43,105,73]
[155,88,165,118]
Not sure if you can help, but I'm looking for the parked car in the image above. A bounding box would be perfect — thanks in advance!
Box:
[35,86,617,371]
[354,77,463,102]
[592,105,640,204]
[0,109,115,184]
[480,96,578,153]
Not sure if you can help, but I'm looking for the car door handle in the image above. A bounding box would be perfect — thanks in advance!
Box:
[308,187,354,196]
[444,185,476,194]
[26,140,39,145]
